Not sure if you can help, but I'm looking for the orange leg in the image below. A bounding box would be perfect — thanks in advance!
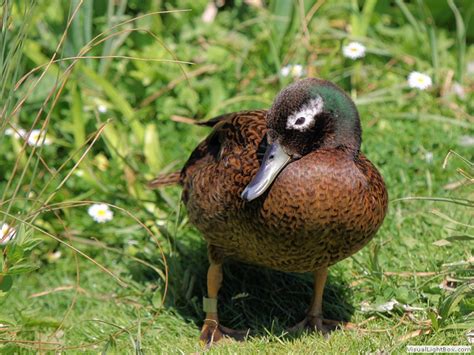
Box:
[199,262,223,345]
[289,266,332,334]
[307,266,328,330]
[199,263,248,347]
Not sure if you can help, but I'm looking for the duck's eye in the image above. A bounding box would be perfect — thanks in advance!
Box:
[286,95,324,132]
[294,117,305,125]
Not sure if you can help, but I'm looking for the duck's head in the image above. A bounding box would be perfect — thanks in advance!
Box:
[242,78,362,201]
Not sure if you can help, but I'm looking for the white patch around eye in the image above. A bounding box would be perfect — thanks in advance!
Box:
[286,96,324,131]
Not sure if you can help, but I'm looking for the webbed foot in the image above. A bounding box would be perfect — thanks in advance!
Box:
[288,315,335,336]
[199,319,248,347]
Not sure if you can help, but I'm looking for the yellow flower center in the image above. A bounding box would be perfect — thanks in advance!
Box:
[97,210,106,216]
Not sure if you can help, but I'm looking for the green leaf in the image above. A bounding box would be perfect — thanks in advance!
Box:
[208,78,226,114]
[143,123,162,172]
[152,289,163,309]
[396,287,410,304]
[446,235,474,242]
[0,316,16,326]
[442,322,474,330]
[6,244,24,264]
[101,122,128,162]
[428,310,439,330]
[22,316,62,328]
[0,276,13,292]
[7,263,39,275]
[460,296,474,314]
[270,0,294,51]
[179,86,199,112]
[438,282,474,322]
[353,0,378,37]
[448,0,467,83]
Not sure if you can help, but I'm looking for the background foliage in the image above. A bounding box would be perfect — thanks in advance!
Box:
[0,0,473,352]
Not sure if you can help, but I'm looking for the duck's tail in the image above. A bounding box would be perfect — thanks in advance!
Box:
[147,171,181,189]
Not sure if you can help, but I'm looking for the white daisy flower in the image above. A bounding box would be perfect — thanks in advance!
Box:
[467,61,474,75]
[97,104,107,113]
[451,82,466,99]
[0,223,16,245]
[17,128,27,139]
[88,203,113,223]
[47,250,62,262]
[26,129,51,147]
[459,135,474,147]
[280,66,291,77]
[202,1,218,23]
[280,64,305,78]
[407,72,432,90]
[5,127,26,138]
[424,151,433,164]
[342,42,366,60]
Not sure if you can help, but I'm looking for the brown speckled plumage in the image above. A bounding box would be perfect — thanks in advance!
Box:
[149,78,388,342]
[180,111,387,271]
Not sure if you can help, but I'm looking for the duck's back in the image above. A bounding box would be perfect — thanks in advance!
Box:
[181,111,388,272]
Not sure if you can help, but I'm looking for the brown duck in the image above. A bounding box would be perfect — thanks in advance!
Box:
[149,78,388,344]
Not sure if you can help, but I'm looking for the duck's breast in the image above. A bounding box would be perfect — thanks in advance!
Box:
[238,148,388,271]
[263,149,386,233]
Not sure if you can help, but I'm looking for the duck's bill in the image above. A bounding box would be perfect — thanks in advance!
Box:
[241,141,291,201]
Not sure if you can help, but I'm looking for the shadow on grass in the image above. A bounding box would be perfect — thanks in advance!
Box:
[162,241,355,339]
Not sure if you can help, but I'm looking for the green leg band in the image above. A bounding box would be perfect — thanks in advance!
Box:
[203,297,218,313]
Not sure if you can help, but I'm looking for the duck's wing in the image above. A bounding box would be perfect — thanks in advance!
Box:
[180,109,268,213]
[194,112,237,127]
[182,110,268,176]
[147,110,267,189]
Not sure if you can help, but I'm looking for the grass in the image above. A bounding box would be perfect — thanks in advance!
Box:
[0,0,473,353]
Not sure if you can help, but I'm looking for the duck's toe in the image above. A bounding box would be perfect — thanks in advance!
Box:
[288,315,335,336]
[308,315,332,336]
[199,319,248,348]
[199,319,223,347]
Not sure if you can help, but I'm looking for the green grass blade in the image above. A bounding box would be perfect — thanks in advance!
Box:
[71,81,86,149]
[143,123,162,173]
[448,0,466,84]
[394,0,423,34]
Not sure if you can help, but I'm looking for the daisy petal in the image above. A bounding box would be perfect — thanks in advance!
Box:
[88,203,114,223]
[342,42,366,60]
[0,224,16,245]
[407,72,432,90]
[280,64,305,78]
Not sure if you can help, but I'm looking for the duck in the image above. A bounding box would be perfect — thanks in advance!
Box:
[148,78,388,345]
